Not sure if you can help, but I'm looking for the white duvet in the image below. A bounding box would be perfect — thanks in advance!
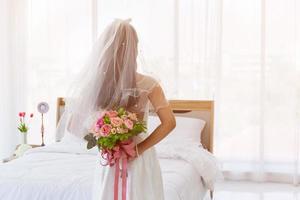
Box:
[0,137,220,200]
[156,137,222,190]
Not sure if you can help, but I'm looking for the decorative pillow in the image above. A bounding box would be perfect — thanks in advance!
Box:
[147,115,206,144]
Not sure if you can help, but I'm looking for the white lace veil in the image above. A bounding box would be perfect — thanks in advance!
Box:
[55,19,167,141]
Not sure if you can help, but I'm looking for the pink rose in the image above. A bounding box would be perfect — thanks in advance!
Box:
[100,124,112,137]
[111,117,123,127]
[124,119,133,130]
[96,118,104,127]
[106,110,118,118]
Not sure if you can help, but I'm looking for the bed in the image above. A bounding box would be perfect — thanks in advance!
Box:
[0,98,220,200]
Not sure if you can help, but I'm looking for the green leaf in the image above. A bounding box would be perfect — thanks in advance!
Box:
[117,107,125,116]
[18,123,28,133]
[131,122,147,135]
[84,133,97,149]
[103,116,110,124]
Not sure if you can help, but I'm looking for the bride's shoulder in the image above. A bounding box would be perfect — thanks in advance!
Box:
[136,73,160,91]
[136,73,158,82]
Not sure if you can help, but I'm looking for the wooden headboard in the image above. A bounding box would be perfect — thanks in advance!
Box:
[56,98,214,153]
[167,100,214,153]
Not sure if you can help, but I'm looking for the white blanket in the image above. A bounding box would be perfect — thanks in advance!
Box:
[0,149,95,199]
[160,159,208,200]
[0,138,219,200]
[156,138,222,190]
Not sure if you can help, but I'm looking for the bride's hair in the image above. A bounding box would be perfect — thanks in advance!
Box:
[97,21,139,109]
[56,19,144,141]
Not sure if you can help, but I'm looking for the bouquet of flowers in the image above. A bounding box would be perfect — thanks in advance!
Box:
[84,107,146,152]
[84,107,146,200]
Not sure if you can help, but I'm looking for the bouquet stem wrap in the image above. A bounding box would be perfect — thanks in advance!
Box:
[101,140,136,200]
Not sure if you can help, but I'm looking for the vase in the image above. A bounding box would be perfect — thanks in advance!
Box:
[21,132,28,144]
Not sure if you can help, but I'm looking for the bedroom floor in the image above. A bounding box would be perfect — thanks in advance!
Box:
[214,181,300,200]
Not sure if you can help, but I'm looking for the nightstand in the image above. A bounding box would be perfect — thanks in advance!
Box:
[15,144,41,149]
[2,144,41,163]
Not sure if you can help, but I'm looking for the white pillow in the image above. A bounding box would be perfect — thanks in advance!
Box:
[148,115,206,144]
[60,130,99,155]
[60,130,87,145]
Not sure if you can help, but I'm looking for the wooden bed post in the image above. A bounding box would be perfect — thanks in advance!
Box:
[56,97,65,126]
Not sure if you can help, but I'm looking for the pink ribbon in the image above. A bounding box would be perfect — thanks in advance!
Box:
[101,140,136,200]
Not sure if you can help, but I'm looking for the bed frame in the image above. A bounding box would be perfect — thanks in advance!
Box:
[56,97,214,153]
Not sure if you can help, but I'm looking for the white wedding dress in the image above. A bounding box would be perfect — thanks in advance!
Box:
[92,74,168,200]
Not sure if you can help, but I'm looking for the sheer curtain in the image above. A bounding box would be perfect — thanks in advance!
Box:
[100,0,300,184]
[0,0,14,159]
[0,0,29,159]
[0,0,94,159]
[25,0,94,145]
[218,0,300,184]
[1,0,300,185]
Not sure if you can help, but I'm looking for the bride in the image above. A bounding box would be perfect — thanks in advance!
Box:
[57,19,176,200]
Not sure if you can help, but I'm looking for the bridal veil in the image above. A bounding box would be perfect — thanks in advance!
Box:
[55,19,169,141]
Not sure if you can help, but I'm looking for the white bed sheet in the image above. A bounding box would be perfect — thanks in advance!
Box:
[0,144,208,200]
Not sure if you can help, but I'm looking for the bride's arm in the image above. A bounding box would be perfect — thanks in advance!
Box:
[137,85,176,155]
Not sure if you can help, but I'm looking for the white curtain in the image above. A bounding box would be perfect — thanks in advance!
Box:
[1,0,300,185]
[0,0,29,159]
[96,0,300,184]
[25,0,94,145]
[218,0,300,184]
[96,0,220,99]
[0,0,93,159]
[0,0,14,159]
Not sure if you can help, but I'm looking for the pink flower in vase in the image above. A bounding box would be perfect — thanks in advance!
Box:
[17,111,31,133]
[18,112,26,118]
